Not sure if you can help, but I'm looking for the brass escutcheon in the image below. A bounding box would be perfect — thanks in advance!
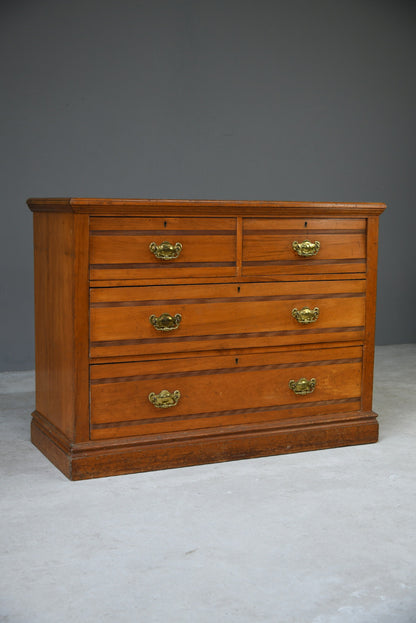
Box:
[148,389,181,408]
[289,377,316,395]
[149,312,182,331]
[292,307,320,324]
[149,241,183,260]
[292,240,320,257]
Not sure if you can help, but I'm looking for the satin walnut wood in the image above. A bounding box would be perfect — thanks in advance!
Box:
[28,199,385,479]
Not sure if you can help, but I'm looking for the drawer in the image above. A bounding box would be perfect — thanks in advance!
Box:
[90,217,236,280]
[90,346,363,439]
[243,218,367,276]
[90,280,366,358]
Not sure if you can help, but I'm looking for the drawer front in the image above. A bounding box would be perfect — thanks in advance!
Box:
[243,218,366,276]
[90,280,366,358]
[90,346,363,439]
[90,217,236,281]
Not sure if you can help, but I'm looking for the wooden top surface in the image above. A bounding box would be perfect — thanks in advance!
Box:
[27,197,386,216]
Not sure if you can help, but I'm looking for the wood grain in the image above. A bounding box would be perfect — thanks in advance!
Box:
[90,346,363,438]
[90,345,363,378]
[31,411,378,480]
[28,198,385,479]
[243,233,366,266]
[90,280,366,357]
[90,359,362,438]
[32,212,90,443]
[28,198,387,217]
[90,216,236,231]
[73,214,90,442]
[244,217,366,231]
[89,273,367,288]
[90,297,365,347]
[33,212,76,440]
[90,279,366,302]
[362,216,380,411]
[90,216,237,281]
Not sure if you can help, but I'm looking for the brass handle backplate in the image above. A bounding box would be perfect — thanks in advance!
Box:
[289,378,316,395]
[150,313,182,331]
[149,241,183,260]
[292,307,320,324]
[148,389,181,408]
[292,240,320,257]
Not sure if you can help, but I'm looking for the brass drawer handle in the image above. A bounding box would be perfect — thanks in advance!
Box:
[150,313,182,331]
[292,307,320,324]
[292,240,320,257]
[148,389,181,408]
[149,241,183,260]
[289,377,316,395]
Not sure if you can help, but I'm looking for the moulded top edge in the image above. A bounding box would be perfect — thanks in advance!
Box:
[26,197,387,215]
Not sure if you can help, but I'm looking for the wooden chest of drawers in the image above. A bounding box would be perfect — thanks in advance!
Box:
[28,198,385,480]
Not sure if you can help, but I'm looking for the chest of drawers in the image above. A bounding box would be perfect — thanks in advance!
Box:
[28,198,385,480]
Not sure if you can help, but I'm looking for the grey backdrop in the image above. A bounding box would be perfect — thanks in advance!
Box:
[1,0,415,371]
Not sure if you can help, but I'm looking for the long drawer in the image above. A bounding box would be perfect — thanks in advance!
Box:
[90,216,237,280]
[90,279,366,358]
[243,218,367,276]
[90,346,363,440]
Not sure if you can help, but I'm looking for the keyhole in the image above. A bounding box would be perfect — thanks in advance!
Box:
[304,221,308,227]
[164,220,167,228]
[235,358,239,365]
[237,286,241,293]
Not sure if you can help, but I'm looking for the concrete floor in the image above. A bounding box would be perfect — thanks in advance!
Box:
[0,344,415,623]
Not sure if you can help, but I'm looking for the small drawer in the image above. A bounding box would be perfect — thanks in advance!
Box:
[243,218,367,276]
[90,346,363,439]
[90,216,236,281]
[90,279,366,358]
